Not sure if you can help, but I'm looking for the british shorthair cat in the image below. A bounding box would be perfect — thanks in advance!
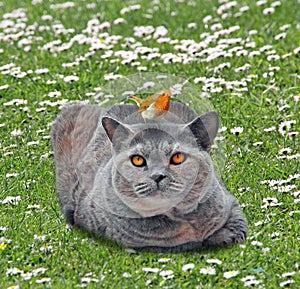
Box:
[52,102,248,252]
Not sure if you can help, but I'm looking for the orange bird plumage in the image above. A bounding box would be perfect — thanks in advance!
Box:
[130,90,171,120]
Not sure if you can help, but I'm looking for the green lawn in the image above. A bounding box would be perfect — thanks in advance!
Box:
[0,0,299,288]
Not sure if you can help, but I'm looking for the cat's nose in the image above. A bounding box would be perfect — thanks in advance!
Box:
[151,173,166,183]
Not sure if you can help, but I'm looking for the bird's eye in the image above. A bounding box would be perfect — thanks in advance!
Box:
[131,155,146,167]
[170,152,185,165]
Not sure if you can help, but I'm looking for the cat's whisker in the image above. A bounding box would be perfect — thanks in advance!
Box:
[169,185,182,191]
[134,185,153,197]
[169,184,183,190]
[135,183,148,190]
[169,188,183,194]
[169,181,184,191]
[169,181,184,188]
[135,185,150,192]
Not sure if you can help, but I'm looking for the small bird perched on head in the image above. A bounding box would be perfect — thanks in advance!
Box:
[130,90,171,120]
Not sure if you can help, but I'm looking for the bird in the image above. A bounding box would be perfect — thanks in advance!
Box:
[130,90,171,120]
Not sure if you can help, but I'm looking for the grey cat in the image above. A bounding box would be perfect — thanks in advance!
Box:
[51,102,248,252]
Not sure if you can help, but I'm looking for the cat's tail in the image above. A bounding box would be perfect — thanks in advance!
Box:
[52,103,105,224]
[52,103,84,160]
[51,103,85,224]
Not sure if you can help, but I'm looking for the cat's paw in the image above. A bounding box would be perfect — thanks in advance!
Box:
[203,219,248,247]
[63,205,75,225]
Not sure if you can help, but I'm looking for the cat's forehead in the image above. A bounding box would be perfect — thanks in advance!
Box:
[135,139,180,154]
[133,128,175,142]
[130,128,181,153]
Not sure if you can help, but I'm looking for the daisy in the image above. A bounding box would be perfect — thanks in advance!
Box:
[207,258,222,265]
[158,257,171,263]
[274,32,287,40]
[182,263,195,272]
[48,91,61,98]
[21,272,33,280]
[223,270,239,279]
[153,26,168,39]
[263,7,275,15]
[1,196,21,205]
[200,267,216,275]
[279,280,295,287]
[0,84,9,90]
[241,275,262,287]
[0,226,8,232]
[6,268,24,276]
[251,241,263,246]
[7,286,20,289]
[63,75,79,82]
[35,68,49,74]
[282,272,296,278]
[187,23,197,29]
[278,120,296,136]
[159,270,174,277]
[203,15,212,24]
[230,127,244,135]
[271,1,281,7]
[256,0,267,6]
[113,18,126,25]
[39,245,53,252]
[41,14,53,21]
[27,141,40,146]
[34,234,46,241]
[11,129,23,136]
[142,267,160,273]
[36,277,51,284]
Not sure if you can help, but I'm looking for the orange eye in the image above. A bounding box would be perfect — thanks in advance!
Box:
[131,155,146,167]
[170,152,185,165]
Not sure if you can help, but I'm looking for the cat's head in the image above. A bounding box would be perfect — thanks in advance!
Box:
[101,103,219,217]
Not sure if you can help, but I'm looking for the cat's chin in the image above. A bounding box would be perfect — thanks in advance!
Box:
[122,191,182,217]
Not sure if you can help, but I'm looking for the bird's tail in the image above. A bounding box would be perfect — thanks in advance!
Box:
[129,96,143,106]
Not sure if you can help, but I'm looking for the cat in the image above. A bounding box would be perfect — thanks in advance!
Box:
[51,101,248,252]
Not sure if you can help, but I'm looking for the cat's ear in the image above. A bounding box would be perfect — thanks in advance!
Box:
[102,116,133,144]
[185,111,219,151]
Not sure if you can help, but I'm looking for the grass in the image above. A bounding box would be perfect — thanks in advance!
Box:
[0,0,299,288]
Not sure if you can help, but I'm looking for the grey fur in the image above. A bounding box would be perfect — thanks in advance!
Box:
[52,102,248,252]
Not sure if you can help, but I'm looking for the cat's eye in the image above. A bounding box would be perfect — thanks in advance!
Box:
[170,152,185,165]
[131,155,146,167]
